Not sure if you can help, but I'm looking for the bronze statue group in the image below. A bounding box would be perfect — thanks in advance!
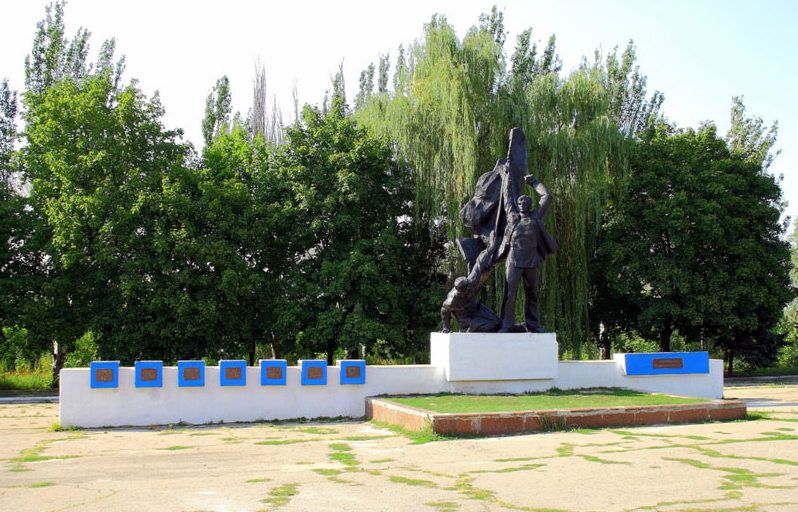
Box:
[441,128,558,334]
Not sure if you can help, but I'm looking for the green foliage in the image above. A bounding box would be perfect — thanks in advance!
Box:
[727,95,779,171]
[778,221,798,368]
[0,355,53,390]
[0,326,32,369]
[0,79,17,174]
[64,331,98,368]
[356,13,644,354]
[593,121,792,369]
[24,1,124,101]
[201,75,232,147]
[279,101,444,361]
[21,72,191,362]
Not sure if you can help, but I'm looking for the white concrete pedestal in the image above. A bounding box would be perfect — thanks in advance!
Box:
[430,332,558,382]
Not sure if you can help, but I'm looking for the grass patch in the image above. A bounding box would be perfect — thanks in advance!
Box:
[313,468,343,477]
[49,423,80,432]
[160,445,192,451]
[0,368,53,391]
[470,463,544,474]
[664,457,784,491]
[388,475,437,487]
[293,426,338,435]
[8,439,80,471]
[312,467,355,485]
[384,388,707,413]
[425,501,459,511]
[246,478,271,483]
[340,434,395,441]
[329,452,358,467]
[254,439,308,446]
[29,481,54,488]
[327,442,360,469]
[261,483,299,508]
[370,458,395,463]
[369,420,446,444]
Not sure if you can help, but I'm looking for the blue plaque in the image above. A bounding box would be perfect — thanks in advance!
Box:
[219,360,247,386]
[260,359,287,386]
[90,361,119,389]
[300,360,327,386]
[135,361,163,388]
[178,360,205,387]
[624,352,709,375]
[339,360,366,385]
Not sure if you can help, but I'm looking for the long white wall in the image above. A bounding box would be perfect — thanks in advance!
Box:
[60,358,724,428]
[60,365,447,428]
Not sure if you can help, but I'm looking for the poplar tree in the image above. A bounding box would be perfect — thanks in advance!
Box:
[201,76,232,147]
[377,54,390,93]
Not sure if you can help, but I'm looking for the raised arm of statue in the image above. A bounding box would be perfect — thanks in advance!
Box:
[525,174,553,219]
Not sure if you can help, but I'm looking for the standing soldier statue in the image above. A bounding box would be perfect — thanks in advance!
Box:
[497,182,557,332]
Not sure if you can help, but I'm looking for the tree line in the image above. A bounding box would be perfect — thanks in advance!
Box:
[1,3,794,385]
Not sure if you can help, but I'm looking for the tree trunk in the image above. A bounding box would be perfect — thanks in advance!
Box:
[51,340,65,389]
[726,349,734,377]
[598,324,611,360]
[269,332,278,359]
[248,340,256,367]
[658,325,672,352]
[326,343,335,365]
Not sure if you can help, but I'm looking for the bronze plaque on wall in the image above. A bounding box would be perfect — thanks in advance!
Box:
[95,368,114,382]
[183,367,200,381]
[225,366,242,380]
[307,367,323,380]
[652,358,683,369]
[140,368,158,381]
[266,366,283,380]
[345,366,361,378]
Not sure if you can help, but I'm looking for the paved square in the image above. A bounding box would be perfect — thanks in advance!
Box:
[0,383,796,511]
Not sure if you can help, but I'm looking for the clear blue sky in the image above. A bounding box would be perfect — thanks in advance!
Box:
[3,0,797,223]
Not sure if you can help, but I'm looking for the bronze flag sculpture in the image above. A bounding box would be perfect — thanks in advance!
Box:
[441,127,558,333]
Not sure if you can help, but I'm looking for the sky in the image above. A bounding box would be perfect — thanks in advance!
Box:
[2,0,797,223]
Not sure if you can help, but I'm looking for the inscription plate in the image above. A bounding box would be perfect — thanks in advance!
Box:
[266,366,283,380]
[95,368,114,382]
[653,358,683,369]
[345,366,361,378]
[225,366,242,380]
[140,368,158,381]
[307,367,323,380]
[183,367,200,381]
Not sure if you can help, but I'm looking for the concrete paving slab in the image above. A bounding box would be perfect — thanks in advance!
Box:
[0,384,796,511]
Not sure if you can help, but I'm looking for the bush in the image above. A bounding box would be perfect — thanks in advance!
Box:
[779,340,798,368]
[64,331,98,368]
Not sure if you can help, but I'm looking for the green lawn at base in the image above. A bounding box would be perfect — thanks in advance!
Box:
[384,388,708,414]
[0,369,53,391]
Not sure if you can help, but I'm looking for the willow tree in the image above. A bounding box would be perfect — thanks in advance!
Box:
[356,14,635,356]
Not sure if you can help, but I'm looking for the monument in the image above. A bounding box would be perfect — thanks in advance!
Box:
[61,129,724,429]
[441,127,557,333]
